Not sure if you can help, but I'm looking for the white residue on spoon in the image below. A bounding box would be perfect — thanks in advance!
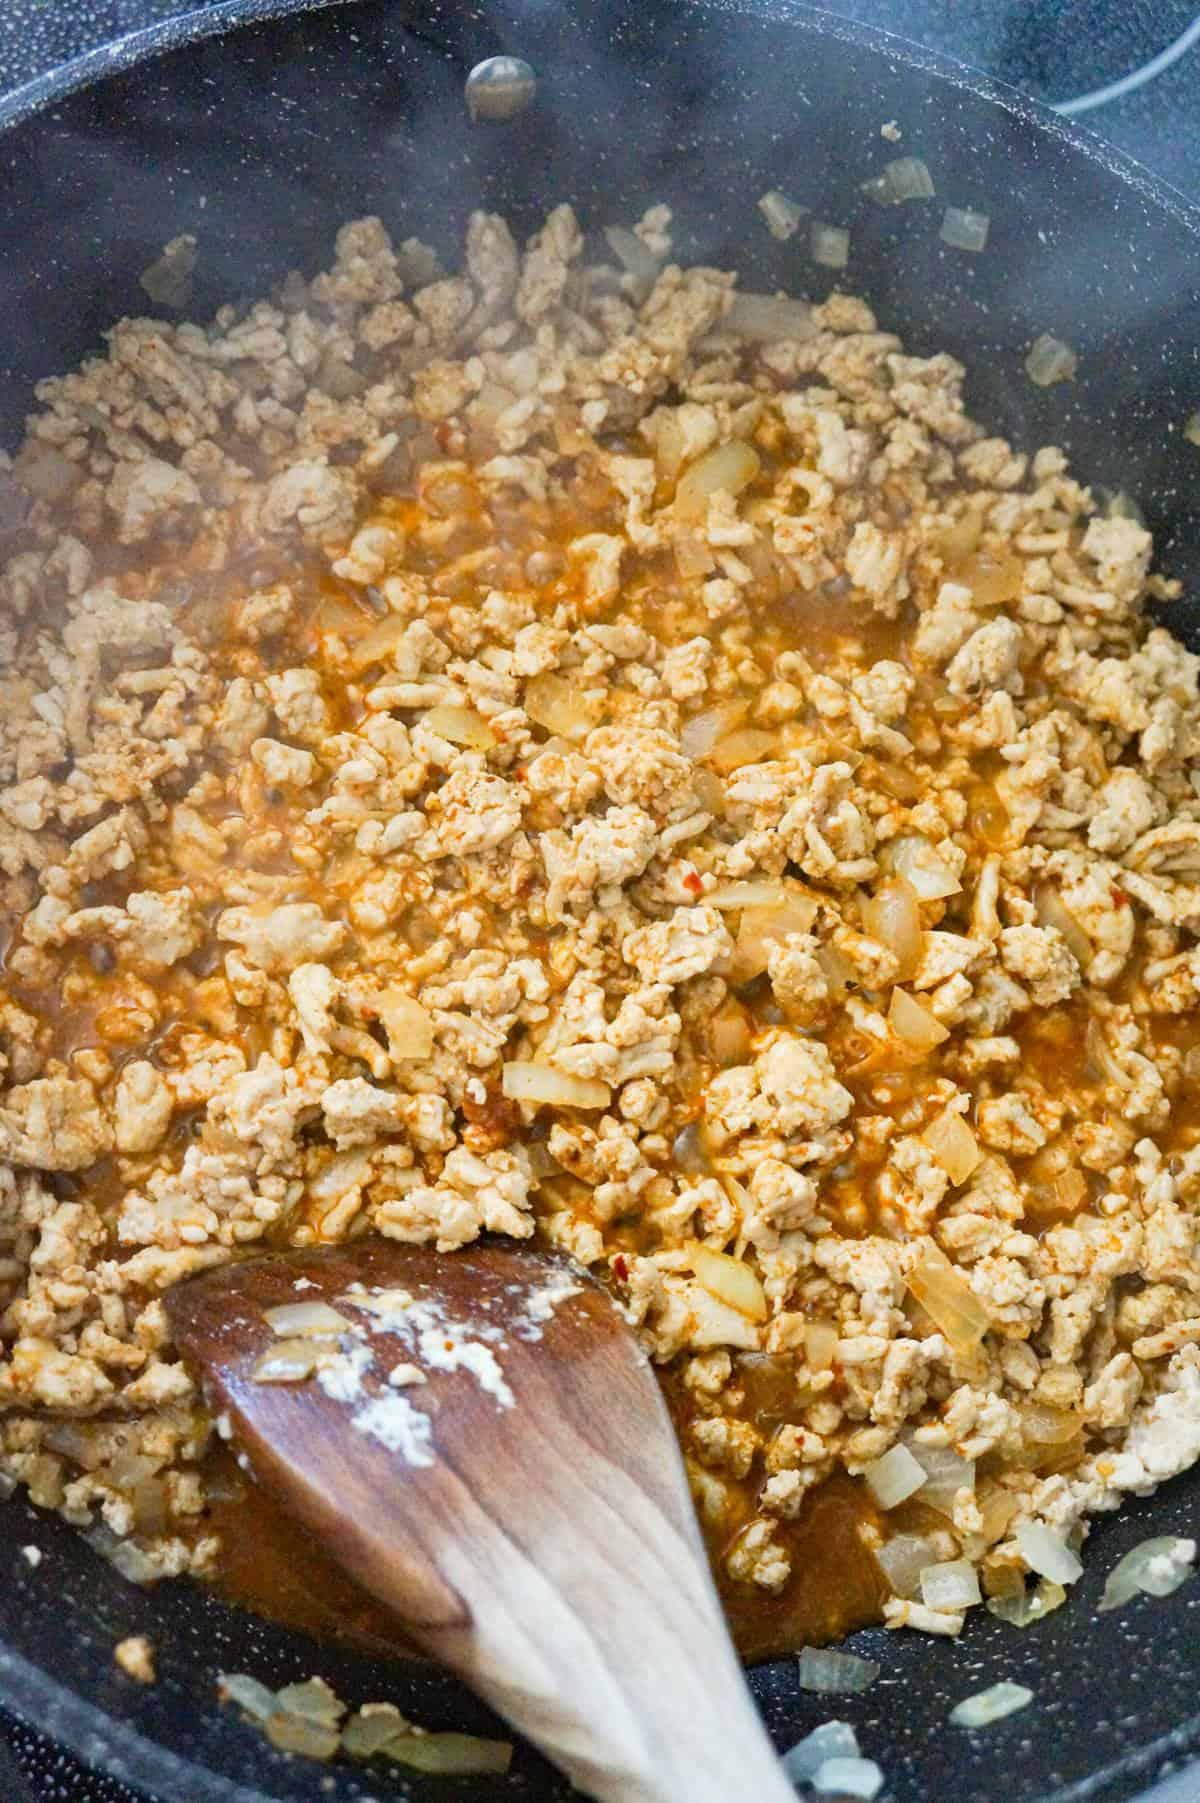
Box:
[350,1392,435,1465]
[311,1334,434,1463]
[513,1270,583,1339]
[346,1288,515,1409]
[315,1339,373,1403]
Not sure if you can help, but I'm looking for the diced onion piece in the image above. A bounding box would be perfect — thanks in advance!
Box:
[420,705,496,750]
[501,1062,611,1110]
[811,222,850,269]
[603,224,663,293]
[343,613,411,671]
[710,728,777,774]
[1016,1520,1083,1586]
[728,291,817,343]
[220,1673,282,1722]
[1026,1139,1086,1218]
[920,1559,982,1611]
[968,781,1010,849]
[254,1339,320,1384]
[906,1441,975,1516]
[1026,333,1077,387]
[377,990,434,1061]
[527,1142,560,1184]
[268,1709,341,1760]
[673,440,761,522]
[906,1242,990,1352]
[681,700,748,758]
[922,1108,981,1186]
[388,1734,514,1776]
[817,942,857,996]
[986,1566,1026,1605]
[308,1149,374,1209]
[805,1319,839,1371]
[937,508,985,565]
[865,1442,928,1510]
[1034,884,1092,969]
[862,877,924,977]
[783,1721,860,1784]
[977,1481,1020,1543]
[265,1713,341,1759]
[276,1678,343,1725]
[1086,1017,1134,1091]
[85,1524,159,1585]
[264,1302,351,1338]
[956,548,1025,607]
[986,1578,1066,1627]
[341,1705,410,1759]
[1019,1403,1082,1446]
[1118,1536,1195,1598]
[691,1245,768,1323]
[889,988,950,1051]
[711,1006,753,1066]
[941,207,989,252]
[797,1646,881,1693]
[813,1756,885,1799]
[736,892,819,981]
[132,1476,168,1535]
[692,767,726,818]
[650,408,687,481]
[44,1423,100,1466]
[875,760,923,804]
[757,189,807,239]
[885,155,935,200]
[524,672,601,740]
[889,834,962,900]
[706,880,791,909]
[1098,1536,1196,1613]
[875,1532,946,1599]
[107,1451,161,1488]
[950,1681,1033,1728]
[674,526,716,579]
[1097,1553,1151,1617]
[672,1121,709,1174]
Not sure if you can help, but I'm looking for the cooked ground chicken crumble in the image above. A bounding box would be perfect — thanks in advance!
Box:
[2,203,1200,1653]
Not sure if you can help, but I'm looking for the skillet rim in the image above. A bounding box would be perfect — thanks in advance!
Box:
[0,2,1198,1799]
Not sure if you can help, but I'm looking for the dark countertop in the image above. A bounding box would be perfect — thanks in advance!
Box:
[0,2,1197,1801]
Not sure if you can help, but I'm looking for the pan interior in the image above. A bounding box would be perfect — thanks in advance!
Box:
[0,4,1198,1801]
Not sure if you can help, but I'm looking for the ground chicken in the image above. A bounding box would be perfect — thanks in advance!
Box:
[0,201,1196,1658]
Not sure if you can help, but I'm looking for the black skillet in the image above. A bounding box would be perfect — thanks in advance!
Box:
[0,2,1198,1798]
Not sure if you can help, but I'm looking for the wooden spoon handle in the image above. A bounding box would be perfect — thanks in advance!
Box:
[367,1455,795,1803]
[451,1564,795,1803]
[167,1242,794,1801]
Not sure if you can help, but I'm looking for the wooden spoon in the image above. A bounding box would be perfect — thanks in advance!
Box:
[166,1238,795,1803]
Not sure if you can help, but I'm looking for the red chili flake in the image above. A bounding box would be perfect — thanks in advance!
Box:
[1111,886,1128,906]
[612,1254,630,1282]
[682,870,703,897]
[433,421,457,453]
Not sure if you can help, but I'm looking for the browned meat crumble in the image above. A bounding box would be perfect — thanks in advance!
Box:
[1,204,1198,1650]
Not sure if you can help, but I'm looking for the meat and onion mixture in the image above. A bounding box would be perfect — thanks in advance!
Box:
[2,204,1199,1652]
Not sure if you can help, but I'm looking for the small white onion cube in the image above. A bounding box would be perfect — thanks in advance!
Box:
[864,1442,927,1510]
[920,1559,982,1612]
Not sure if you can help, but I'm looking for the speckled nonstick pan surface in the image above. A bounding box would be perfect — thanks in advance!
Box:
[0,2,1197,1798]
